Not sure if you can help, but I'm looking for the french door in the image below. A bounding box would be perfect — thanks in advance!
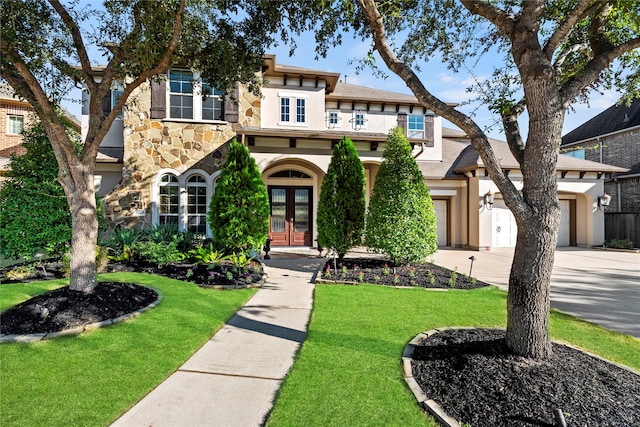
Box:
[268,186,312,246]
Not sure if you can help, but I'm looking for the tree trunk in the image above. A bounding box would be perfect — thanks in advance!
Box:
[66,168,99,293]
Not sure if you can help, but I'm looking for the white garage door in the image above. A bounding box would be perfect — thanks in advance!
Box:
[492,200,571,247]
[433,200,448,247]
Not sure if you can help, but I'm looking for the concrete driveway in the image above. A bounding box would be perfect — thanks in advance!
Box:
[431,247,640,338]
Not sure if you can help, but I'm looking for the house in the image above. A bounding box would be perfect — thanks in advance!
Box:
[92,55,625,250]
[561,99,640,213]
[1,82,81,183]
[0,82,35,181]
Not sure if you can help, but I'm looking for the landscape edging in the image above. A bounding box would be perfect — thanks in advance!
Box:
[0,287,163,344]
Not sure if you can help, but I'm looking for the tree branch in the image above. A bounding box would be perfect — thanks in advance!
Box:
[560,36,640,106]
[48,0,96,93]
[357,0,524,214]
[459,0,516,38]
[501,100,526,165]
[543,0,595,58]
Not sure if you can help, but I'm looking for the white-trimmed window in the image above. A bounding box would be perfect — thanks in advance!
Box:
[352,111,367,130]
[153,170,219,236]
[7,115,24,135]
[168,69,222,121]
[408,115,425,139]
[186,174,208,234]
[103,86,124,119]
[278,92,307,125]
[326,110,341,128]
[158,173,180,225]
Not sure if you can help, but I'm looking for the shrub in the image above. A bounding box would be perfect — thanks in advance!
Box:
[364,127,438,265]
[607,238,634,249]
[189,243,229,264]
[104,227,145,262]
[207,140,270,253]
[0,119,77,258]
[317,136,366,259]
[136,241,185,268]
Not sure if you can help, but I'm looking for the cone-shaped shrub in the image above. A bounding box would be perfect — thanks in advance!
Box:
[365,127,438,264]
[208,140,270,253]
[317,136,366,258]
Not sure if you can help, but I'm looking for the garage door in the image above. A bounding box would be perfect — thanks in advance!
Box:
[433,200,447,247]
[492,200,571,247]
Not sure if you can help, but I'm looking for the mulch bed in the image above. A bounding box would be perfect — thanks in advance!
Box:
[0,282,158,335]
[411,328,640,426]
[319,258,489,289]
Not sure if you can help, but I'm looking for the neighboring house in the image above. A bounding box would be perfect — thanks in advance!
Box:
[92,55,625,250]
[0,82,35,181]
[561,99,639,213]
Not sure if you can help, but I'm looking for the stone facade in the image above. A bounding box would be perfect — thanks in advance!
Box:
[102,80,261,228]
[562,128,640,212]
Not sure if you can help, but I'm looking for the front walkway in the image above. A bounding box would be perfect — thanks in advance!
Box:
[111,248,322,427]
[431,247,640,338]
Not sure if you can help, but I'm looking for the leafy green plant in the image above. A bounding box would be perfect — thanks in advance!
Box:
[189,243,229,264]
[208,140,270,253]
[0,119,76,258]
[5,264,37,280]
[226,252,253,268]
[146,223,180,244]
[136,241,185,268]
[449,267,458,288]
[106,227,144,260]
[607,239,634,249]
[317,136,366,259]
[364,128,438,265]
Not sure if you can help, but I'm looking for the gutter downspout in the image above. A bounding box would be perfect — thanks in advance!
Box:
[413,142,425,159]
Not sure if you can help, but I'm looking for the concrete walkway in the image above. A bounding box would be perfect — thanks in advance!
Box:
[111,249,323,427]
[431,247,640,338]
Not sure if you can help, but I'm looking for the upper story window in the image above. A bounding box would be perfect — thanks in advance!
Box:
[326,110,341,129]
[352,111,367,130]
[278,92,307,126]
[103,86,124,119]
[563,149,585,159]
[408,115,425,139]
[7,115,24,134]
[169,69,223,121]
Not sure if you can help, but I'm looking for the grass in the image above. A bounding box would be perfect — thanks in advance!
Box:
[266,284,640,426]
[0,273,256,427]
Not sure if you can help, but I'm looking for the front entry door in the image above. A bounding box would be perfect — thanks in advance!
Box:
[269,186,312,246]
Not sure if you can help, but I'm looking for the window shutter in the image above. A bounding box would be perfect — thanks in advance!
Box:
[397,113,408,135]
[425,115,434,143]
[224,85,239,123]
[150,75,167,119]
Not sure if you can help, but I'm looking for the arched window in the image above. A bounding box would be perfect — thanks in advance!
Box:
[186,174,208,233]
[158,173,179,225]
[268,169,312,179]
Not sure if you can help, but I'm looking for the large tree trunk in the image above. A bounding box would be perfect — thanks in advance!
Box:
[65,166,99,293]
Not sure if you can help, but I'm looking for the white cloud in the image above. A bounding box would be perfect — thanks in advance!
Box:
[438,73,455,83]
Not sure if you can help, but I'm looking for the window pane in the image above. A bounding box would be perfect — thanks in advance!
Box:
[280,98,290,122]
[294,189,309,232]
[270,188,286,232]
[169,70,193,94]
[202,97,222,121]
[8,115,24,134]
[296,98,305,123]
[170,94,193,119]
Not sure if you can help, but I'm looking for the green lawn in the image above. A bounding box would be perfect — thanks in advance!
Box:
[0,273,256,427]
[266,284,640,426]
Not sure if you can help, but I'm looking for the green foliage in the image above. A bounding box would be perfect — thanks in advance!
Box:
[104,227,145,262]
[189,243,229,264]
[317,136,366,258]
[365,128,438,265]
[146,223,197,253]
[136,241,185,268]
[0,120,75,258]
[208,140,270,253]
[226,252,253,268]
[606,239,634,250]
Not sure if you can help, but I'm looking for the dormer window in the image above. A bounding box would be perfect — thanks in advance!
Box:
[278,92,307,126]
[408,115,425,139]
[326,110,341,128]
[352,111,367,130]
[168,69,223,121]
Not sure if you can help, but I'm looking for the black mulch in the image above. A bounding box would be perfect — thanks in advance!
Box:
[411,328,640,427]
[0,282,158,335]
[319,258,489,289]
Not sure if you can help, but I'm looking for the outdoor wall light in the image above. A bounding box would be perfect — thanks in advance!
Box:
[482,191,495,210]
[598,193,611,211]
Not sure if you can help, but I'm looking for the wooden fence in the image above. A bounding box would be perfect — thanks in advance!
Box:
[605,213,640,247]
